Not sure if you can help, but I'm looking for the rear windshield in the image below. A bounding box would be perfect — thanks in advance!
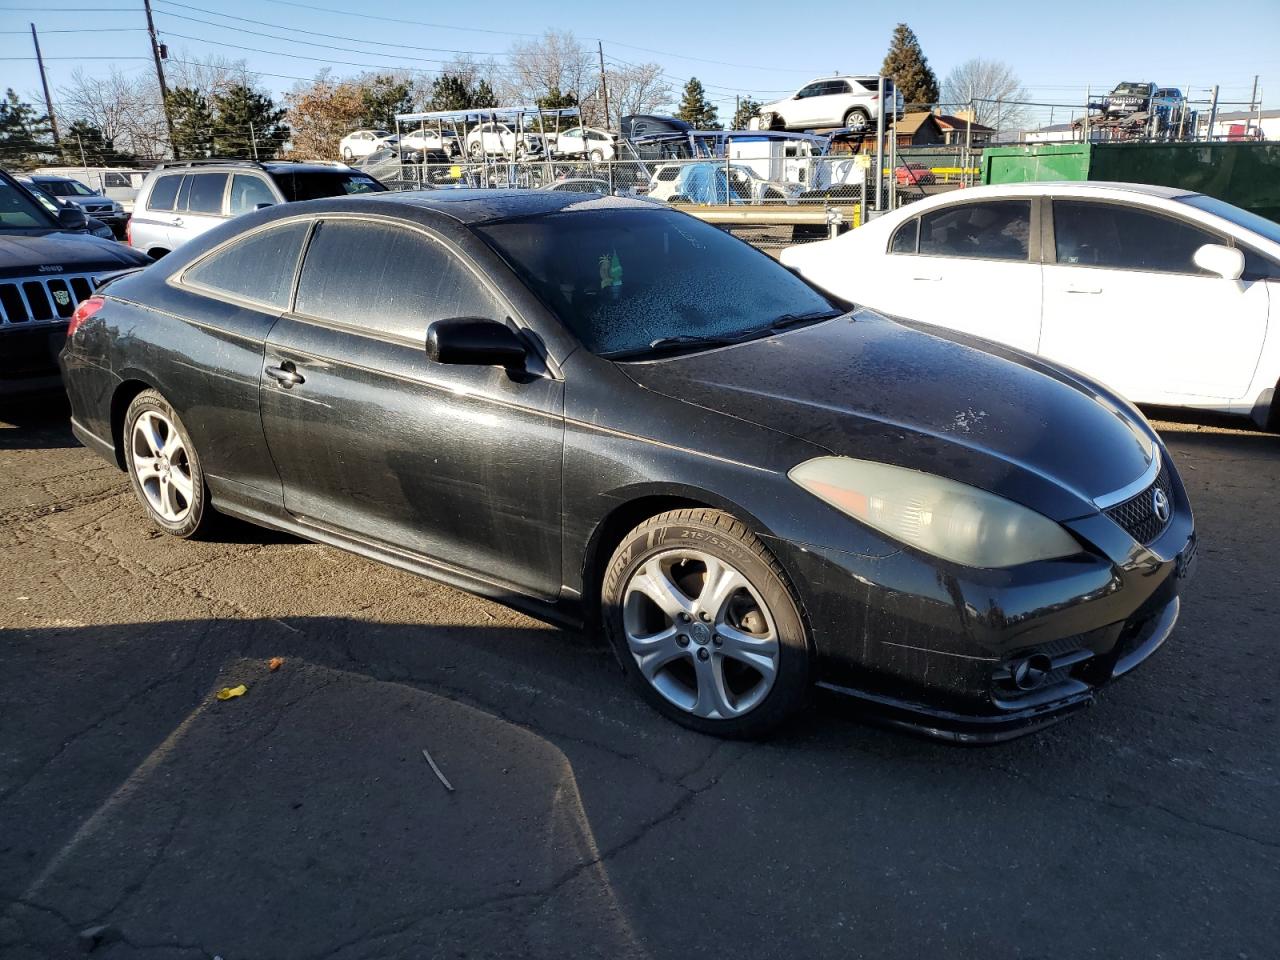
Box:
[269,171,386,202]
[474,206,839,358]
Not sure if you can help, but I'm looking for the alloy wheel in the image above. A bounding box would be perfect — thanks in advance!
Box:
[130,410,194,523]
[622,550,780,720]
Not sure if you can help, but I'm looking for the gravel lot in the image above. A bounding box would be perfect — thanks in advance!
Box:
[1,395,1277,960]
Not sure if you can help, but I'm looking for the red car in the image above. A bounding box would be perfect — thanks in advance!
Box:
[894,162,936,186]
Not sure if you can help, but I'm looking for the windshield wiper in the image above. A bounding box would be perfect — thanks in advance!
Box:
[767,309,845,330]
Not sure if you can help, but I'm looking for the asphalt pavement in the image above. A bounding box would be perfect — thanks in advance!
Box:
[1,395,1276,960]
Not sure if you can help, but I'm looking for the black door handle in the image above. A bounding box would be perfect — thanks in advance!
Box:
[265,362,304,388]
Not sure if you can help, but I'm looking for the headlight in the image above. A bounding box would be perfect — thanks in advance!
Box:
[789,457,1081,568]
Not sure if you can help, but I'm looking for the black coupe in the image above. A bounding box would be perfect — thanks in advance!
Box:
[60,191,1196,740]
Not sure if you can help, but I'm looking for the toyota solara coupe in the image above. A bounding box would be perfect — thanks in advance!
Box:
[60,191,1196,741]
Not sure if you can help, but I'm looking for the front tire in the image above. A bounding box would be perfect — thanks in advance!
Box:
[124,390,214,539]
[602,508,811,737]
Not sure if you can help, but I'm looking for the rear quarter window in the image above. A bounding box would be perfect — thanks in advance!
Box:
[181,219,312,309]
[147,175,182,211]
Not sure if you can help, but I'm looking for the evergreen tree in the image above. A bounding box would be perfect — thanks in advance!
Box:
[0,89,52,169]
[676,77,720,129]
[59,121,135,165]
[537,86,577,111]
[358,74,413,129]
[732,96,762,130]
[881,23,939,106]
[428,74,497,111]
[167,87,215,158]
[212,84,289,158]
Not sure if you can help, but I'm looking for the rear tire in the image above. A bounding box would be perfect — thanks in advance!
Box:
[844,108,871,132]
[123,390,215,539]
[601,508,811,738]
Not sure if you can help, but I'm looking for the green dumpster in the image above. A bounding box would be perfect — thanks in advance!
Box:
[982,141,1280,222]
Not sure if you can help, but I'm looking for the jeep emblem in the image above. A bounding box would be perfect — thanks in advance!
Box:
[37,264,65,273]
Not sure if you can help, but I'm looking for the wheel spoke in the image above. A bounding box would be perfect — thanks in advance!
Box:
[136,413,164,456]
[627,626,686,681]
[716,626,779,682]
[132,454,161,482]
[698,557,750,622]
[691,652,735,720]
[632,558,695,621]
[168,465,194,503]
[161,428,183,458]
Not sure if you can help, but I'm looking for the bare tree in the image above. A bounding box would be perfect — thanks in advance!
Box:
[941,58,1030,132]
[604,62,672,130]
[505,30,596,109]
[167,54,256,103]
[57,67,168,158]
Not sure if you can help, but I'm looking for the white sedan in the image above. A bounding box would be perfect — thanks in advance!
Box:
[550,126,616,161]
[338,129,396,162]
[782,182,1280,429]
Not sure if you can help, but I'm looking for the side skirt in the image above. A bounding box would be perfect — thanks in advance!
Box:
[210,495,586,632]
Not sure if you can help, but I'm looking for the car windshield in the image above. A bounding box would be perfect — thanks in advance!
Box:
[1178,194,1280,246]
[43,179,96,197]
[0,179,57,230]
[1113,83,1151,96]
[475,206,841,358]
[270,170,387,201]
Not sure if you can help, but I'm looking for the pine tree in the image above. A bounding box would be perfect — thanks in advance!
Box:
[676,77,720,129]
[0,89,52,169]
[212,84,289,159]
[167,88,215,159]
[881,23,939,107]
[358,74,413,129]
[59,121,135,165]
[732,96,762,130]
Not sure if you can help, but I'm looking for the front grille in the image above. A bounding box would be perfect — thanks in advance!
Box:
[1105,465,1174,544]
[85,204,112,214]
[0,274,100,327]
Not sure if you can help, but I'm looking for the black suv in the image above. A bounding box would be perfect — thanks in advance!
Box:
[0,169,150,394]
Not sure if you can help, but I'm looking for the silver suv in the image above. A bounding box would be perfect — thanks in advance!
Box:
[128,160,387,258]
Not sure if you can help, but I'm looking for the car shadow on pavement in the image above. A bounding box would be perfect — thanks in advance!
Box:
[3,614,1278,959]
[0,392,77,450]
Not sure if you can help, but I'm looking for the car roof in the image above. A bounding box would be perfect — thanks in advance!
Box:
[305,188,657,224]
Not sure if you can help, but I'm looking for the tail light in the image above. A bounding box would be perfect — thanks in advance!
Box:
[125,218,132,245]
[67,296,104,337]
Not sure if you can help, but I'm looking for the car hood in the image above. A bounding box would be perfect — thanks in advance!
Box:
[619,312,1158,521]
[0,232,150,279]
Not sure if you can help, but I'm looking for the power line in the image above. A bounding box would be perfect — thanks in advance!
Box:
[153,1,504,56]
[157,29,452,72]
[153,10,497,61]
[0,27,147,33]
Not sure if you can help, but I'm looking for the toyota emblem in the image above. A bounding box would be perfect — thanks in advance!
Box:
[1152,488,1171,523]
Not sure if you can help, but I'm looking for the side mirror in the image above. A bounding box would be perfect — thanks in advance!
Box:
[57,206,87,230]
[426,317,527,368]
[1193,243,1245,281]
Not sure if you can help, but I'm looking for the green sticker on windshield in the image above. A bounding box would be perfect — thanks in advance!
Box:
[599,250,622,292]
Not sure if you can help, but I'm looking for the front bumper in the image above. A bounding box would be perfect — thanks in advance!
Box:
[0,324,69,394]
[766,466,1196,743]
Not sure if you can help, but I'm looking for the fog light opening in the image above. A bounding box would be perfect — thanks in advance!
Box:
[1010,653,1053,691]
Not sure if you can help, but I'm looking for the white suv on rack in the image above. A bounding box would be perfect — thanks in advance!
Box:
[758,76,904,134]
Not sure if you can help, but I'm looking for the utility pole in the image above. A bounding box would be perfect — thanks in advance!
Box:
[30,24,60,144]
[143,0,178,157]
[1249,74,1260,138]
[1206,84,1220,142]
[597,41,610,129]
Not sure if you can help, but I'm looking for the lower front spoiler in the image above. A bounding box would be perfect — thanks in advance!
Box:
[818,596,1180,744]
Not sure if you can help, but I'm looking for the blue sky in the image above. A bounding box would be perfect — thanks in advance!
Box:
[3,0,1277,123]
